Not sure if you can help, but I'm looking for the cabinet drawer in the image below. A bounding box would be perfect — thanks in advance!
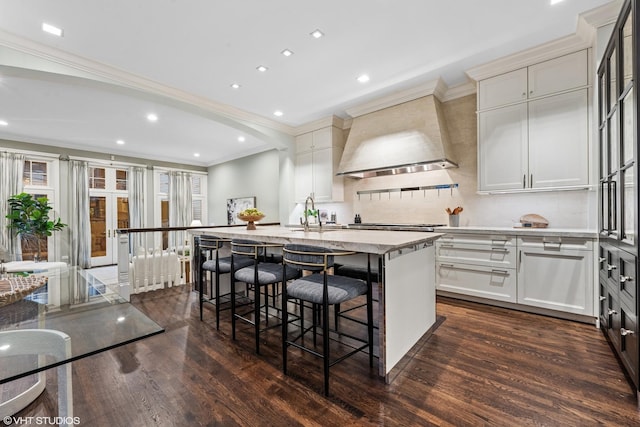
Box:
[598,243,618,285]
[438,234,514,247]
[599,280,610,329]
[436,242,516,268]
[607,293,621,348]
[436,262,516,303]
[620,303,639,387]
[518,236,593,251]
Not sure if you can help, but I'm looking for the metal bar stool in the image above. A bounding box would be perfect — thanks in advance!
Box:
[281,244,374,396]
[231,239,300,354]
[196,235,252,329]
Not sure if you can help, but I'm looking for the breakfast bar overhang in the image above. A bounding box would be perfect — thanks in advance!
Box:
[191,226,443,381]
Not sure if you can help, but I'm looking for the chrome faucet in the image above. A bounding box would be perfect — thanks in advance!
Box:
[301,194,321,232]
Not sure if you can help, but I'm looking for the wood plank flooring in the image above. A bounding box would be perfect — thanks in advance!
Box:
[15,285,640,426]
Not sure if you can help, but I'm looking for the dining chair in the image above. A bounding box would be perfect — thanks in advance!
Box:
[281,244,374,396]
[231,239,300,354]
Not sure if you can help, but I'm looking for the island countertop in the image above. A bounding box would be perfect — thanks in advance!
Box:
[190,225,443,254]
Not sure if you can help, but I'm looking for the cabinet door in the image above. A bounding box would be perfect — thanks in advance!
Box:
[294,151,313,202]
[527,50,588,98]
[517,246,593,315]
[528,89,589,188]
[478,103,528,191]
[620,303,639,386]
[296,132,313,153]
[478,68,528,110]
[311,147,333,201]
[312,127,332,150]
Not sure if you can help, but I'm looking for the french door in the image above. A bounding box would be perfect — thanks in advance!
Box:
[89,167,129,266]
[90,194,129,266]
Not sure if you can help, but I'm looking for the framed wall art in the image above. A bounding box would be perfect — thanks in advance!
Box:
[226,196,256,225]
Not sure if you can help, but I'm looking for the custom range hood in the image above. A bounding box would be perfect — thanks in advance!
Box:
[337,94,457,178]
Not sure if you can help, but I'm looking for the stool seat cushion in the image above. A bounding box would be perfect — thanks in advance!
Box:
[287,273,367,305]
[235,262,300,285]
[202,256,252,273]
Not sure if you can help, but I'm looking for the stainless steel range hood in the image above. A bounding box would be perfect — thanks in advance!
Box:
[337,95,457,178]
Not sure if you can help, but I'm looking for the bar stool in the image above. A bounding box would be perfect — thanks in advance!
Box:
[281,244,374,396]
[333,255,380,330]
[231,239,300,354]
[197,235,252,329]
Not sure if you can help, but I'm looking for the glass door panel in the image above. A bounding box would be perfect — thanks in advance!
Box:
[623,165,636,246]
[90,196,108,261]
[622,88,635,165]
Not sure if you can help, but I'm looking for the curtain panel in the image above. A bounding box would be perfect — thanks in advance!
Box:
[168,170,192,250]
[69,160,92,269]
[0,152,25,260]
[128,166,146,252]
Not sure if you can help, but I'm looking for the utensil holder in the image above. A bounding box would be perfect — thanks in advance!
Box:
[448,214,459,227]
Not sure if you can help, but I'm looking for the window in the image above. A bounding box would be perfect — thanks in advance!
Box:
[154,170,207,227]
[89,167,106,189]
[116,169,128,191]
[23,160,48,186]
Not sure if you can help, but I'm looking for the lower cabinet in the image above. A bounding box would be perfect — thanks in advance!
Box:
[517,236,593,316]
[436,233,595,319]
[599,241,639,389]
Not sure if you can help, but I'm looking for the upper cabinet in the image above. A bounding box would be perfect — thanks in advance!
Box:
[294,126,345,202]
[477,49,590,192]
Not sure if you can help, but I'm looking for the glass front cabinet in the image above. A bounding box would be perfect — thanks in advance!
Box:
[598,0,640,397]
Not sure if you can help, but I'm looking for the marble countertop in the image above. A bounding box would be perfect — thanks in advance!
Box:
[437,226,597,238]
[191,225,443,255]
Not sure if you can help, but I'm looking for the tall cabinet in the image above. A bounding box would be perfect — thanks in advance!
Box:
[598,0,639,398]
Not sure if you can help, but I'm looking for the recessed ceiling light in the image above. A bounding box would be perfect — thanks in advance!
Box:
[238,136,246,142]
[230,83,241,89]
[281,49,294,57]
[147,113,158,122]
[550,0,564,4]
[42,22,63,37]
[256,65,268,72]
[116,316,126,322]
[310,29,324,39]
[0,120,8,126]
[194,153,200,157]
[274,110,283,117]
[0,344,10,351]
[357,74,370,83]
[116,139,125,145]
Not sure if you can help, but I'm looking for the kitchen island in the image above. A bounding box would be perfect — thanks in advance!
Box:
[191,225,443,382]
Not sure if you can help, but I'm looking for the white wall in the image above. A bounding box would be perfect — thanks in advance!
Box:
[207,149,280,226]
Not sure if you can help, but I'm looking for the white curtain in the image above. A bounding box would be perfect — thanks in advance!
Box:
[128,166,146,252]
[0,152,25,260]
[168,170,192,250]
[69,160,92,268]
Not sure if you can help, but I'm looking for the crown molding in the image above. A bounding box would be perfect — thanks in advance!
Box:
[0,29,297,137]
[440,80,477,102]
[294,115,346,135]
[466,1,623,82]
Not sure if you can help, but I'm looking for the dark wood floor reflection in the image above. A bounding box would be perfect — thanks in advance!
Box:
[16,285,640,426]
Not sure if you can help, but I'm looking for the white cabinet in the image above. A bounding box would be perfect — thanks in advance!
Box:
[436,234,517,302]
[517,236,594,316]
[435,232,596,320]
[478,104,528,191]
[528,90,589,188]
[294,127,344,202]
[477,49,590,192]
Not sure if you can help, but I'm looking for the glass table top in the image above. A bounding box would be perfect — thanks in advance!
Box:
[0,265,164,384]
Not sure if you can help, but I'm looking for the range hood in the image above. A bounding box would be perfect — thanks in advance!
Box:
[337,95,457,178]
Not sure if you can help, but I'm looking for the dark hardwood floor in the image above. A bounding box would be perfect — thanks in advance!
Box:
[15,285,640,426]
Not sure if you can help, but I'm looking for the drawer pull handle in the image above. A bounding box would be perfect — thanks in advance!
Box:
[620,275,633,283]
[440,243,454,248]
[599,296,607,301]
[621,328,635,336]
[608,309,618,316]
[440,263,454,269]
[491,269,509,275]
[491,248,508,253]
[607,264,617,271]
[599,257,606,263]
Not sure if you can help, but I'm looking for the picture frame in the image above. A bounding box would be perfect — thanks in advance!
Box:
[227,196,256,225]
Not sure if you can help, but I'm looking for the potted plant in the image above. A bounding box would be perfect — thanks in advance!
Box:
[5,192,67,262]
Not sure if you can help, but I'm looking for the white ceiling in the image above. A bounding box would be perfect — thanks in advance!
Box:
[0,0,619,167]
